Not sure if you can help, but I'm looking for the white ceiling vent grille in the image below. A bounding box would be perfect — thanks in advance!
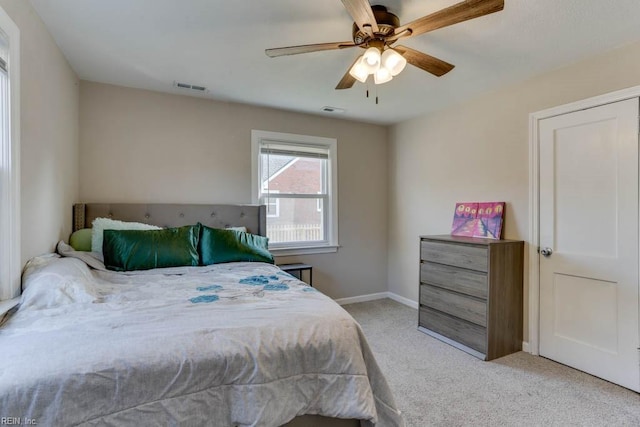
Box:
[173,81,208,93]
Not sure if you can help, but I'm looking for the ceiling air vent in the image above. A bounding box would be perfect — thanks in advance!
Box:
[173,81,208,93]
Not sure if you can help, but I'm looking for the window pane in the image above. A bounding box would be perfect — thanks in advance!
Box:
[261,153,324,194]
[267,198,325,244]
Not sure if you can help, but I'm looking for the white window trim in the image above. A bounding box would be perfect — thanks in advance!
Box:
[251,130,338,256]
[264,189,280,217]
[0,6,20,305]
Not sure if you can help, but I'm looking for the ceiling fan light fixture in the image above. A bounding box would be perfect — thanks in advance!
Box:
[374,66,393,85]
[348,56,369,83]
[381,48,407,76]
[362,46,381,73]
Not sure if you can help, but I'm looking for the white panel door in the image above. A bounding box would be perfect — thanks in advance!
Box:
[539,98,640,392]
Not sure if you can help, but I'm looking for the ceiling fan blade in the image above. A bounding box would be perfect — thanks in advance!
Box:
[265,42,356,58]
[335,57,360,90]
[395,46,455,77]
[395,0,504,39]
[341,0,379,37]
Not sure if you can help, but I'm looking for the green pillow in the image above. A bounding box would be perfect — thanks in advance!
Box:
[103,225,201,271]
[69,228,93,251]
[198,224,273,265]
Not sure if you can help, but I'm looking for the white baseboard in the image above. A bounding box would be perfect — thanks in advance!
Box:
[335,291,418,309]
[522,341,530,353]
[334,292,389,306]
[386,292,419,309]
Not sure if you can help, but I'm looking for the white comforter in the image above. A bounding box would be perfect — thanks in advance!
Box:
[0,245,403,427]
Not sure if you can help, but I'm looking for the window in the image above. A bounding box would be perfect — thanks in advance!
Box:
[252,130,338,255]
[0,6,20,305]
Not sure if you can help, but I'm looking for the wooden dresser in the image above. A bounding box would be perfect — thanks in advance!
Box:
[418,235,524,360]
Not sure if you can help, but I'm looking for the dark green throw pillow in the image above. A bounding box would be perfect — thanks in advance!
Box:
[198,224,273,265]
[103,225,201,271]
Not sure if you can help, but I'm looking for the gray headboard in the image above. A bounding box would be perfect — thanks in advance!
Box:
[73,203,267,236]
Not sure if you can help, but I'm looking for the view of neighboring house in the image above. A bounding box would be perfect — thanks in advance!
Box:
[262,155,324,243]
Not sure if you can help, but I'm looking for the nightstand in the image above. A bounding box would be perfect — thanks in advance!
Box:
[279,263,313,286]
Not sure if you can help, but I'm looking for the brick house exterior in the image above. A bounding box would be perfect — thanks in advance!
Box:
[263,157,323,242]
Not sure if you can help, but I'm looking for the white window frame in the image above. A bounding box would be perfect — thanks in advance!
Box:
[0,5,20,310]
[251,130,338,256]
[264,189,280,218]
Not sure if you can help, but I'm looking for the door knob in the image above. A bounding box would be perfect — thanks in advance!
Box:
[540,247,553,257]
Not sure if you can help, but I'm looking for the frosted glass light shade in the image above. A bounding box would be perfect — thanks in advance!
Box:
[348,56,369,83]
[381,48,407,76]
[374,66,392,84]
[361,47,381,73]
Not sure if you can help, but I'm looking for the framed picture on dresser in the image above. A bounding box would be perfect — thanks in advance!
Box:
[451,201,505,239]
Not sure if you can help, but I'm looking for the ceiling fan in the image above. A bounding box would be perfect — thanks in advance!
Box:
[265,0,504,89]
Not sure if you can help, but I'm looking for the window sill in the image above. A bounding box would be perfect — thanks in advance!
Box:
[270,245,339,256]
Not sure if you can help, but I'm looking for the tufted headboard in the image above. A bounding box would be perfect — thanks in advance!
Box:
[73,203,267,237]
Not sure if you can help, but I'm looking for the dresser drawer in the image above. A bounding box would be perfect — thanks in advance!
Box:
[420,240,488,272]
[419,306,487,354]
[420,284,487,327]
[420,261,488,299]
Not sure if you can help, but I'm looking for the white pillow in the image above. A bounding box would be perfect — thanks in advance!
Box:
[21,257,101,310]
[91,217,161,254]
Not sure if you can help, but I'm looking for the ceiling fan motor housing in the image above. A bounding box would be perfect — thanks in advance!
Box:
[352,5,399,45]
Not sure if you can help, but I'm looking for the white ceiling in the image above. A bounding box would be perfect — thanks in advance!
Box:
[29,0,640,125]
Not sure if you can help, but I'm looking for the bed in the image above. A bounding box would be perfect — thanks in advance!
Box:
[0,203,404,427]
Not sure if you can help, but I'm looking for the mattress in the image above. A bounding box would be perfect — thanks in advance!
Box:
[0,243,404,427]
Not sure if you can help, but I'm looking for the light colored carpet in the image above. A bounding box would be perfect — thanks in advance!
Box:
[343,299,640,427]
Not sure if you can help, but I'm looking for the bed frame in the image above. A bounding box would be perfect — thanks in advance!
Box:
[73,203,267,236]
[71,202,361,427]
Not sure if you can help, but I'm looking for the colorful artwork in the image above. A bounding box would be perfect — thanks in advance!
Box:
[451,202,505,239]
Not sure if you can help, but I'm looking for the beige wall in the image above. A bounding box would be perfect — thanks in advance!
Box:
[388,40,640,341]
[0,0,79,265]
[79,81,388,299]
